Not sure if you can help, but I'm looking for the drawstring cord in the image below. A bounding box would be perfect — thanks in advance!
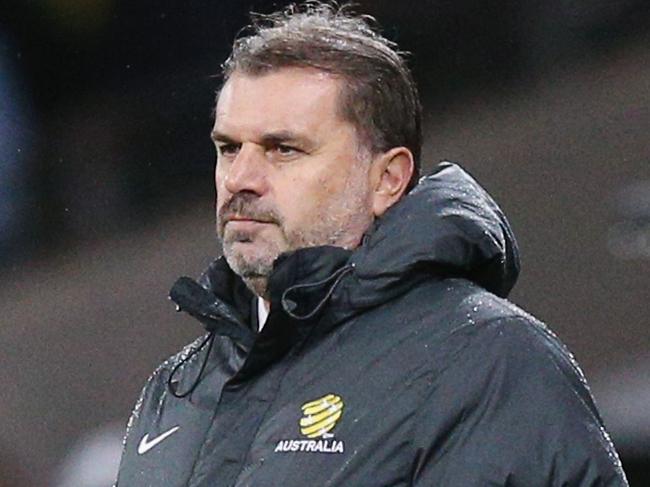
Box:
[281,264,354,320]
[167,263,353,398]
[167,331,216,398]
[167,276,256,398]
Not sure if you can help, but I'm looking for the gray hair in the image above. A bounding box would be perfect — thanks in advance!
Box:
[221,1,422,190]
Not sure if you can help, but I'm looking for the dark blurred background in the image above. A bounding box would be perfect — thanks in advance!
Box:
[1,0,648,485]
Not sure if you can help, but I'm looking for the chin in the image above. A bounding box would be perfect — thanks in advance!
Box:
[225,246,277,278]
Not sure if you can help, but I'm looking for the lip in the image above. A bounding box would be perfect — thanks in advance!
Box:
[228,216,262,222]
[225,218,273,231]
[226,216,272,224]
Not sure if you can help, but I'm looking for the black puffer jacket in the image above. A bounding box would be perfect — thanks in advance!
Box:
[117,162,627,486]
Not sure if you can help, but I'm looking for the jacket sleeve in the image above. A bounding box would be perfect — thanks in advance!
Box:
[115,369,158,486]
[115,356,174,486]
[410,316,628,487]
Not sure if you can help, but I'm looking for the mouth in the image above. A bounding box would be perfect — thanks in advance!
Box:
[223,216,276,236]
[226,215,273,225]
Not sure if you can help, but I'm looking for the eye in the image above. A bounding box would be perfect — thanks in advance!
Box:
[217,143,241,157]
[272,144,301,157]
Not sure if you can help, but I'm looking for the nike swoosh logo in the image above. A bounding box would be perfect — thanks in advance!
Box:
[137,426,180,455]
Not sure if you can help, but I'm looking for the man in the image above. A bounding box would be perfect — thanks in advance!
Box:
[117,3,627,486]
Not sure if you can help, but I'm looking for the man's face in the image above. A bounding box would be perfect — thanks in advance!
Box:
[213,68,375,297]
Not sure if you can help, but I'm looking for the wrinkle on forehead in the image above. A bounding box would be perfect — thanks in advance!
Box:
[213,67,353,145]
[215,68,344,118]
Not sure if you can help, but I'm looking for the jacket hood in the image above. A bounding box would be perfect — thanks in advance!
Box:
[351,161,520,299]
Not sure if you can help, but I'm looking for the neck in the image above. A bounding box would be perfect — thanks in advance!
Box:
[243,276,270,301]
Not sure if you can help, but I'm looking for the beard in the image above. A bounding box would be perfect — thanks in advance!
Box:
[217,192,285,284]
[216,163,373,298]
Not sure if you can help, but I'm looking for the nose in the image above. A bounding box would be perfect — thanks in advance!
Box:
[220,144,268,196]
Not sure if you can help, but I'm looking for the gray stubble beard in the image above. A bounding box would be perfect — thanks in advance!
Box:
[218,158,374,300]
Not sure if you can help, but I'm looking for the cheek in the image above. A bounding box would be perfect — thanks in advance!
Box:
[319,176,341,198]
[270,175,320,226]
[288,176,336,224]
[215,170,229,207]
[313,165,356,204]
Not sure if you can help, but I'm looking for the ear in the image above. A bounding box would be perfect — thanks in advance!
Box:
[369,147,414,217]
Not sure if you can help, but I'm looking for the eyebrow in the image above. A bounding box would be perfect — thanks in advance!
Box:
[211,129,313,148]
[210,130,236,144]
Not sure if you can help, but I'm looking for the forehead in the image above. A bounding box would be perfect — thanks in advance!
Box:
[214,68,348,136]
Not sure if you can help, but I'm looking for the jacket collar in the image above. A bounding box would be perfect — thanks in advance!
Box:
[169,162,520,346]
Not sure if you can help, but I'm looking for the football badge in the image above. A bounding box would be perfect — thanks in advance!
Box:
[274,393,346,454]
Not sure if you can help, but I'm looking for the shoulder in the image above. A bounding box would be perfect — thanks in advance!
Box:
[142,334,212,392]
[397,277,608,437]
[123,334,211,436]
[395,277,547,342]
[417,279,591,407]
[408,282,627,485]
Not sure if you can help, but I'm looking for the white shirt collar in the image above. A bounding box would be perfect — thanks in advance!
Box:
[257,297,269,331]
